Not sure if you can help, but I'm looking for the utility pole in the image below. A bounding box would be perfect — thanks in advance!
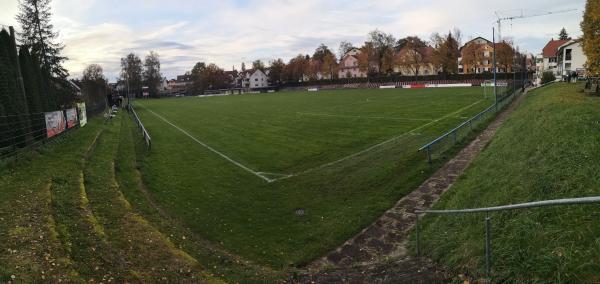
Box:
[493,27,497,109]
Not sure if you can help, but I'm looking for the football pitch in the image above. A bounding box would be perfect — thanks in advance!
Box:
[133,87,494,268]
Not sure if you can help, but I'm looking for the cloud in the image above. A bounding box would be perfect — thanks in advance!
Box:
[0,0,586,81]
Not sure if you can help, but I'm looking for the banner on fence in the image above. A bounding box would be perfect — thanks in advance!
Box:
[66,108,78,128]
[77,102,87,127]
[45,111,66,138]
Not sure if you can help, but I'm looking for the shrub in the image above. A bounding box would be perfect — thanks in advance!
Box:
[541,71,556,84]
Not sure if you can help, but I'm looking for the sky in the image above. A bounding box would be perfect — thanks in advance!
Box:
[0,0,586,82]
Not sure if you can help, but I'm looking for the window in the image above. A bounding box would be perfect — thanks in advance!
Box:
[565,63,571,70]
[255,78,258,81]
[549,58,557,63]
[565,49,572,61]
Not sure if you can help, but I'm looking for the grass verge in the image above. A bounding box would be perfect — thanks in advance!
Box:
[415,83,600,283]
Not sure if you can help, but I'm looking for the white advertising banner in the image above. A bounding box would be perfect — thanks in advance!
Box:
[66,108,78,128]
[77,102,87,127]
[45,111,66,138]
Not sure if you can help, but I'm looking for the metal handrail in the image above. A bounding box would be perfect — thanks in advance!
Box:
[414,195,600,282]
[418,87,520,164]
[129,105,152,150]
[415,196,600,214]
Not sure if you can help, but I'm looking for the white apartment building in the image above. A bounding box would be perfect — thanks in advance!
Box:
[535,39,567,83]
[556,39,587,78]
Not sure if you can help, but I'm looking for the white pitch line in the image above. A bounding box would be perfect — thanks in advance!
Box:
[271,99,486,182]
[296,112,434,122]
[144,108,274,183]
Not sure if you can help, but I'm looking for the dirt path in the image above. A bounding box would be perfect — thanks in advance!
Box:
[300,90,530,283]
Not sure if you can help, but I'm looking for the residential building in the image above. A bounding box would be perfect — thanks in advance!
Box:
[338,48,368,78]
[535,39,568,82]
[393,45,437,76]
[556,39,587,78]
[238,69,269,89]
[458,37,495,74]
[166,74,193,95]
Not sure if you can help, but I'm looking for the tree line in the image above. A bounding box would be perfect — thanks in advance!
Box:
[174,28,524,93]
[0,0,76,151]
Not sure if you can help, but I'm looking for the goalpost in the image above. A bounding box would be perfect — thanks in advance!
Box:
[482,80,494,99]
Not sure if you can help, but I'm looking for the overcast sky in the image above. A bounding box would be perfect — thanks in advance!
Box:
[0,0,586,82]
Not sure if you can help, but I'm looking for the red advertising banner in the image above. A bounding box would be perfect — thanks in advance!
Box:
[45,111,66,138]
[66,108,78,128]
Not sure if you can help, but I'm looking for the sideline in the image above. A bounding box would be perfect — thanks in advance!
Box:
[143,108,276,183]
[272,99,485,182]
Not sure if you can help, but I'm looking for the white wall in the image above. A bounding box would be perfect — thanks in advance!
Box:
[249,70,268,88]
[558,42,586,76]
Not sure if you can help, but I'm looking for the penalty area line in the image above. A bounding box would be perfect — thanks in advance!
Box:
[144,108,275,183]
[270,99,485,183]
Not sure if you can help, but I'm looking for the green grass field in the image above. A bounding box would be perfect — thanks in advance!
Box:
[133,87,495,268]
[416,83,600,282]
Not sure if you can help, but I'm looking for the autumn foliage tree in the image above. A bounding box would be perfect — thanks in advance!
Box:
[394,36,429,78]
[309,44,337,79]
[283,54,309,82]
[581,0,600,76]
[460,42,485,74]
[495,41,515,73]
[189,62,230,94]
[357,42,378,76]
[431,31,460,76]
[367,30,396,74]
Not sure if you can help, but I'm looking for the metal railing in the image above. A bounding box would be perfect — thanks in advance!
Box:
[129,105,151,150]
[419,86,522,164]
[414,196,600,282]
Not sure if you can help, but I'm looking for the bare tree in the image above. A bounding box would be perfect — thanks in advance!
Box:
[338,41,354,59]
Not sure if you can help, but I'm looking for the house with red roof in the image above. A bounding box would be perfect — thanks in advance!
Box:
[535,39,568,82]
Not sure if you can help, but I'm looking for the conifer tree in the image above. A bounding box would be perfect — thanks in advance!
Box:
[0,29,30,146]
[558,28,570,40]
[16,0,68,78]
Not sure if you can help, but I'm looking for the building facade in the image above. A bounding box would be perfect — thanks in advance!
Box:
[338,48,368,78]
[458,37,495,74]
[238,69,269,89]
[535,39,568,82]
[556,39,587,78]
[393,45,437,76]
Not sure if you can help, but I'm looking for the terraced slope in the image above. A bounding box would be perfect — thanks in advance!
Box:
[0,116,223,283]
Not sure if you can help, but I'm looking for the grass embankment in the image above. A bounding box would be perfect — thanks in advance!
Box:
[417,83,600,282]
[133,87,495,268]
[0,115,222,283]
